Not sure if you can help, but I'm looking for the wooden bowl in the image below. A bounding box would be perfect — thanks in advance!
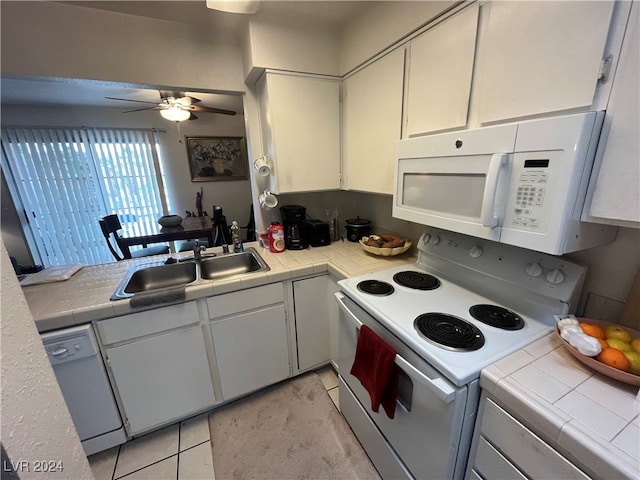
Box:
[556,317,640,387]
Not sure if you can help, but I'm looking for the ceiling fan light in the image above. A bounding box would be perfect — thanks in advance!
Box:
[206,0,261,14]
[160,106,191,122]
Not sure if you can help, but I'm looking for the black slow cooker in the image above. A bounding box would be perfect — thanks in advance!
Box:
[345,217,371,242]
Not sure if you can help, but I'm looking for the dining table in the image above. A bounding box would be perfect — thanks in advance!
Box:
[116,216,214,259]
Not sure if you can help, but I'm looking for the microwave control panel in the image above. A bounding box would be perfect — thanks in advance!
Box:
[505,152,561,232]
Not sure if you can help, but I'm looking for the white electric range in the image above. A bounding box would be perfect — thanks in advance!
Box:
[336,227,587,479]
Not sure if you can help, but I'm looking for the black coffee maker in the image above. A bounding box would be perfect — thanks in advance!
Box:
[280,205,309,250]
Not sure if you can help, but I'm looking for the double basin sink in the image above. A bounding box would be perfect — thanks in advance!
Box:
[111,248,270,300]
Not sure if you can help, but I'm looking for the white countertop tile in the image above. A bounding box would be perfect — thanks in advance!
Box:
[613,422,640,460]
[575,375,640,421]
[511,364,572,403]
[532,349,591,388]
[493,349,536,375]
[555,390,629,441]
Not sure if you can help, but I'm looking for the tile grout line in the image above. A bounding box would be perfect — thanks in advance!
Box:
[110,444,121,480]
[176,421,181,480]
[114,453,180,480]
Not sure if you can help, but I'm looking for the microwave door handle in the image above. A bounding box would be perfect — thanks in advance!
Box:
[480,153,508,228]
[336,293,456,404]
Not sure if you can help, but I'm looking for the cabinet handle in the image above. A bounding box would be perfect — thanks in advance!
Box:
[481,153,508,228]
[51,347,68,357]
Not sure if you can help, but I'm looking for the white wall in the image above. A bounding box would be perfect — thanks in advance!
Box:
[0,1,245,93]
[1,104,253,257]
[0,240,93,479]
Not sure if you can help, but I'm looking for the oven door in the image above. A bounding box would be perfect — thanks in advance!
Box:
[336,293,472,480]
[393,123,517,241]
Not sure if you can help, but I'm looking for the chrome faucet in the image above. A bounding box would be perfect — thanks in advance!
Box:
[193,239,206,260]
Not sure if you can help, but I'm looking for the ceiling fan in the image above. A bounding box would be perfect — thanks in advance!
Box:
[105,90,236,121]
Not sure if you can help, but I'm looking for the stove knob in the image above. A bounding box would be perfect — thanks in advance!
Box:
[545,268,565,285]
[429,235,440,245]
[422,234,431,244]
[525,262,543,277]
[469,245,483,258]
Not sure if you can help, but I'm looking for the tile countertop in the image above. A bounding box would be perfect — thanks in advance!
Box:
[482,334,640,480]
[23,240,417,333]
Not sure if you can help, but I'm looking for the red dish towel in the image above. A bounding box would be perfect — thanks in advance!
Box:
[350,325,400,419]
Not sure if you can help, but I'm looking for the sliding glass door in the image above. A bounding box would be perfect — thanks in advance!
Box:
[1,127,168,267]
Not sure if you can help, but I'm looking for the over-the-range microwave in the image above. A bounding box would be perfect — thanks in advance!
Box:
[393,112,617,255]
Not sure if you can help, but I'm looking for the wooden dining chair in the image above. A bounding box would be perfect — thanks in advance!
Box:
[99,214,169,261]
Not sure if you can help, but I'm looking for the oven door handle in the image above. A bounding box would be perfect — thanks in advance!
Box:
[393,354,455,404]
[336,293,457,404]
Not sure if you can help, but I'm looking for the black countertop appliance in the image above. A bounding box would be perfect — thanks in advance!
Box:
[345,217,371,242]
[280,205,309,250]
[307,219,331,247]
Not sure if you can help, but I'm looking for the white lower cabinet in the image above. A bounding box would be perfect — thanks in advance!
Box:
[96,302,216,436]
[466,394,590,480]
[208,283,290,401]
[292,275,331,372]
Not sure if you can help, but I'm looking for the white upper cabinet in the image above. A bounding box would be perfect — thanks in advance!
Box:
[406,3,479,136]
[342,47,406,194]
[583,2,639,227]
[257,72,341,193]
[474,1,614,123]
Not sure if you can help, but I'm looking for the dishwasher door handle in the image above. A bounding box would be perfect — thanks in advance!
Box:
[336,292,456,404]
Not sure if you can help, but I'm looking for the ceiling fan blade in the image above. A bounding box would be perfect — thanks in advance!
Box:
[105,96,160,105]
[188,104,236,115]
[122,106,162,113]
[188,112,198,120]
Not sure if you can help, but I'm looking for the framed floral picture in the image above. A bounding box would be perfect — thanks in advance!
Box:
[186,136,248,181]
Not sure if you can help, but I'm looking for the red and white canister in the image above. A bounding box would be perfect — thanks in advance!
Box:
[268,222,285,253]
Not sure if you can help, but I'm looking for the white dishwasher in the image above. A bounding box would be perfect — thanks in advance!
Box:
[41,324,127,455]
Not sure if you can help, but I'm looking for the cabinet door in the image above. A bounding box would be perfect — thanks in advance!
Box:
[584,3,639,227]
[258,73,341,193]
[475,1,614,123]
[343,47,405,194]
[106,326,215,435]
[293,276,330,371]
[211,304,290,401]
[406,3,479,136]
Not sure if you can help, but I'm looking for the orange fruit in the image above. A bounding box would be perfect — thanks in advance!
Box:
[596,338,609,350]
[596,348,631,372]
[579,322,605,339]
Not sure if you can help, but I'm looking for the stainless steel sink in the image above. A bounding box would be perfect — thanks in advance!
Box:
[199,249,269,280]
[111,248,269,300]
[111,261,198,300]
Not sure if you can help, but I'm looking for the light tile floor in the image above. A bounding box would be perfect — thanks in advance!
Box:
[88,366,340,480]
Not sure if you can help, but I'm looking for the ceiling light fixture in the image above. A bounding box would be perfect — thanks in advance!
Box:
[206,0,261,14]
[160,106,191,122]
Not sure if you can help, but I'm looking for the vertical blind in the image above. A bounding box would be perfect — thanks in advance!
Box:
[1,127,168,267]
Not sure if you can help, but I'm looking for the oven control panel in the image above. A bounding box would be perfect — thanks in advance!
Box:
[419,228,586,305]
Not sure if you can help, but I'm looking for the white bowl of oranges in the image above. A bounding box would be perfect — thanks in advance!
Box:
[556,317,640,386]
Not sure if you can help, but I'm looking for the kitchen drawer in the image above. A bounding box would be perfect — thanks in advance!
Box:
[96,301,199,345]
[473,436,526,480]
[480,398,590,480]
[206,283,284,319]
